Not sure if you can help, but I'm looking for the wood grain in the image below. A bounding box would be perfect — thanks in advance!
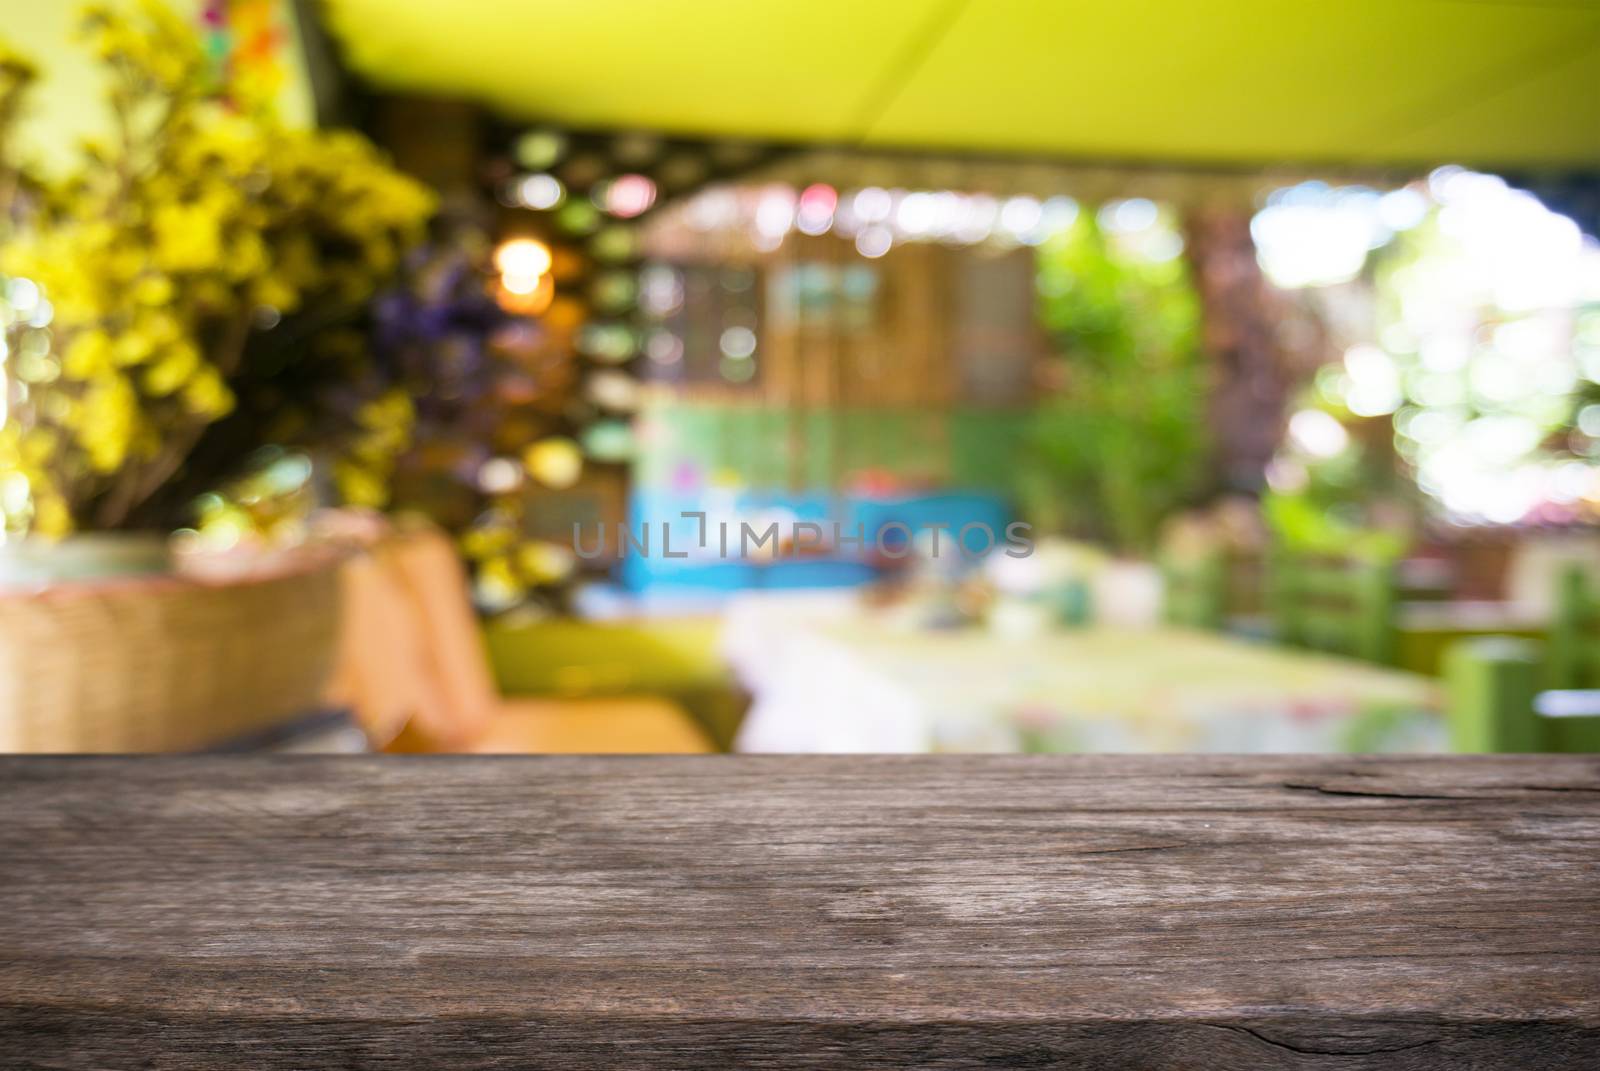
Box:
[1,754,1597,1069]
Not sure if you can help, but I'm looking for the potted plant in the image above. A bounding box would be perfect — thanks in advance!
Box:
[0,4,433,750]
[0,3,433,578]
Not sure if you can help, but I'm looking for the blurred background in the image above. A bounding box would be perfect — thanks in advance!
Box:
[2,0,1598,755]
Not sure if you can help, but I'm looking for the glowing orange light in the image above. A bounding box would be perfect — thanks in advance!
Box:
[495,272,555,316]
[494,237,552,278]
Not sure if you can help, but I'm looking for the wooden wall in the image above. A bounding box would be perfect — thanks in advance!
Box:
[640,234,1042,492]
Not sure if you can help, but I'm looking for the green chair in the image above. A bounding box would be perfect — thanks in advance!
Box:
[1445,565,1600,753]
[1160,549,1228,631]
[1267,548,1399,665]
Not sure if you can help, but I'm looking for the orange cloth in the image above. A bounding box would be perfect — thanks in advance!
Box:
[381,528,500,744]
[325,547,447,748]
[327,526,712,754]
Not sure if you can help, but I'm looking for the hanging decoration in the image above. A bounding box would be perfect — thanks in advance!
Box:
[439,123,784,606]
[485,123,783,440]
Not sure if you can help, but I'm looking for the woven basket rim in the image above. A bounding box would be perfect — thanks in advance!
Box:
[0,543,351,602]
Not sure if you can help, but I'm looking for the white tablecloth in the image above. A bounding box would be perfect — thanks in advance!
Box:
[724,591,1446,754]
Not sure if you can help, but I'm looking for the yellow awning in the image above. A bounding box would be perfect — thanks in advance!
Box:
[320,0,1600,168]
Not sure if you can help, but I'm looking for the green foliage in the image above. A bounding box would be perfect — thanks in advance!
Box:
[1260,409,1412,561]
[1029,207,1207,554]
[1261,490,1406,561]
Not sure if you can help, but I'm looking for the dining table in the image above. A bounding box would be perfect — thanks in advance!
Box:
[1,754,1596,1068]
[723,591,1446,753]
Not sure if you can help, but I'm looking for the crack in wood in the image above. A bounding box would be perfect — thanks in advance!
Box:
[1280,782,1475,801]
[1205,1022,1442,1058]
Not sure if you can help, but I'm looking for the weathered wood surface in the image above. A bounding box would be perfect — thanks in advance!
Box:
[1,754,1597,1069]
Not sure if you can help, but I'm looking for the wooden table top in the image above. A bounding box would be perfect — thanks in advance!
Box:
[2,755,1597,1069]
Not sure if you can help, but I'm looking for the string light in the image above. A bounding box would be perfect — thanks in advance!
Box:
[518,173,564,210]
[492,238,554,314]
[493,237,552,282]
[603,174,657,219]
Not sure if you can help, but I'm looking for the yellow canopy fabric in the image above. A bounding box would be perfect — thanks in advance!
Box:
[320,0,1600,168]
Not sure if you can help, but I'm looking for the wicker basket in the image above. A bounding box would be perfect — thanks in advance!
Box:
[0,555,342,752]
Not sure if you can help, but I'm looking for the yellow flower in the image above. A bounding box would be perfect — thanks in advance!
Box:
[334,461,387,509]
[113,328,157,367]
[142,341,200,396]
[249,274,298,313]
[181,368,234,419]
[19,428,58,465]
[0,0,435,539]
[134,275,174,305]
[78,374,138,473]
[32,492,73,540]
[226,232,268,281]
[60,332,113,379]
[151,201,224,273]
